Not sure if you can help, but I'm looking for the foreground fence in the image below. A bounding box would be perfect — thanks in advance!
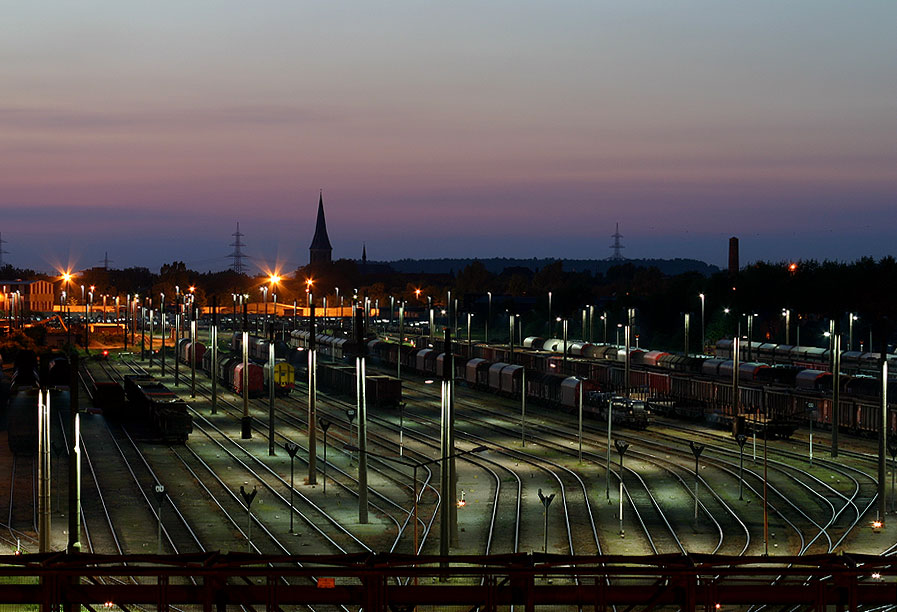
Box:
[1,552,894,611]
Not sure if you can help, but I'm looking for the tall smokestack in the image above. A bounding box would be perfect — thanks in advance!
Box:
[728,237,739,276]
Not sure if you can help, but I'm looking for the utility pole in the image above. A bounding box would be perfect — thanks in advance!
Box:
[355,306,368,523]
[307,295,317,484]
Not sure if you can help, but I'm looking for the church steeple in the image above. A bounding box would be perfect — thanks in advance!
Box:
[309,190,332,265]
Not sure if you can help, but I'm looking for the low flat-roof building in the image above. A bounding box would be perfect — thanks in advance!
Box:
[1,279,55,314]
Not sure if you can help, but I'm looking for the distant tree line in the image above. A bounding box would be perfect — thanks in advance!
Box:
[7,256,897,354]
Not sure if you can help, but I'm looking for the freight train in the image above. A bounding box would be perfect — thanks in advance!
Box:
[122,374,193,443]
[287,330,403,407]
[79,355,126,415]
[177,338,266,397]
[457,336,895,438]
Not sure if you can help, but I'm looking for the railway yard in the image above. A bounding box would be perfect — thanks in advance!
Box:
[1,329,896,609]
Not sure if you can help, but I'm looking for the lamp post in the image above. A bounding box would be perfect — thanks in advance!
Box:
[261,286,268,335]
[466,312,473,349]
[486,291,492,344]
[547,291,552,336]
[148,299,154,366]
[190,299,197,398]
[139,298,145,360]
[614,440,629,535]
[174,292,181,385]
[577,377,583,462]
[160,293,166,375]
[698,293,705,353]
[398,402,406,456]
[307,292,318,485]
[538,488,555,553]
[848,313,857,352]
[746,313,756,362]
[241,304,251,439]
[606,397,613,501]
[398,303,405,379]
[736,433,747,500]
[558,317,568,372]
[683,312,690,357]
[521,367,527,447]
[783,308,791,345]
[210,296,218,414]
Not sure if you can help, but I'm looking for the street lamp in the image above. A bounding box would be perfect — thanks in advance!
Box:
[614,440,629,535]
[576,376,583,462]
[547,291,552,336]
[606,397,613,501]
[557,317,568,372]
[698,293,705,353]
[486,291,492,344]
[160,293,165,375]
[261,286,268,335]
[782,308,791,346]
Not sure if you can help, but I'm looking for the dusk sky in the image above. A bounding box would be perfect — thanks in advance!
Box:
[2,1,895,274]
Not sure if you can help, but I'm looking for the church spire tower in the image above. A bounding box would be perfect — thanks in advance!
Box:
[309,190,333,265]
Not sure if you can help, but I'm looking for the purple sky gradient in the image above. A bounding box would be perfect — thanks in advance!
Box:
[2,1,895,274]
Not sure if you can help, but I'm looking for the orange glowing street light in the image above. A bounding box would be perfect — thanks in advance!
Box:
[788,262,798,273]
[415,288,421,300]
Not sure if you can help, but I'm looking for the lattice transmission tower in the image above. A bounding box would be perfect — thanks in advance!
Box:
[229,223,248,274]
[609,222,625,261]
[0,233,8,268]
